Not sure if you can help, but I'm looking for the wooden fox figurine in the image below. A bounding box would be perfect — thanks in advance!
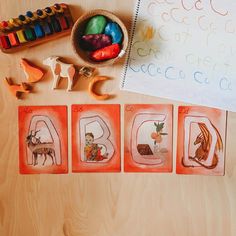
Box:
[4,77,31,99]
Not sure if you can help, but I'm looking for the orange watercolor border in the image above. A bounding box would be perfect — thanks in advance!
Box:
[176,106,227,176]
[18,106,68,174]
[71,104,121,172]
[124,104,173,172]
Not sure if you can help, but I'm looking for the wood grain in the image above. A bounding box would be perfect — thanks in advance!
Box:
[0,1,236,236]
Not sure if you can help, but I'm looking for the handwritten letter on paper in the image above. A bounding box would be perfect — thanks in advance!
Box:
[122,0,236,111]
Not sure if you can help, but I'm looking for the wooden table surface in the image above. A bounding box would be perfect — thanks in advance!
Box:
[0,1,236,236]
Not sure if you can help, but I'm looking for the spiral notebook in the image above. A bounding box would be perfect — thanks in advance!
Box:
[121,0,236,112]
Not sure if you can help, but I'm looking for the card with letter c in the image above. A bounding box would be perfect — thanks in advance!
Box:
[124,104,173,172]
[71,104,121,172]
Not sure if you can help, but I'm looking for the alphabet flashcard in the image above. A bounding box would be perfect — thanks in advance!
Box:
[176,106,227,176]
[124,104,173,172]
[71,104,120,172]
[18,106,68,174]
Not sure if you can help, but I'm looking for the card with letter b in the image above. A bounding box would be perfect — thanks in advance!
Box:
[71,104,121,172]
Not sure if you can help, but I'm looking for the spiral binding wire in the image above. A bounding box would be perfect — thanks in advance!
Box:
[120,0,141,89]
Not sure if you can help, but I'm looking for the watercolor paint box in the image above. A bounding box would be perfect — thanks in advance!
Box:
[0,3,74,53]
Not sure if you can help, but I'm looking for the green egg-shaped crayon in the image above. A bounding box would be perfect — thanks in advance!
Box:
[85,15,107,35]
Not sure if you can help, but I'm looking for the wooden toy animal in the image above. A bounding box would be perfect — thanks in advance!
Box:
[26,130,56,166]
[4,77,31,99]
[43,56,76,91]
[20,58,45,83]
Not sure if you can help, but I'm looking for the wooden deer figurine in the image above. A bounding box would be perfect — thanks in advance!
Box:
[43,56,76,91]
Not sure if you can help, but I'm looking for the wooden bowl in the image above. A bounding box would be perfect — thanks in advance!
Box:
[71,9,129,67]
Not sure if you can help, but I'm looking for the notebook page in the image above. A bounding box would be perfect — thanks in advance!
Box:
[121,0,236,112]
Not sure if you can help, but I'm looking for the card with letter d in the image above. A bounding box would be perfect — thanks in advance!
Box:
[176,106,227,176]
[72,104,121,172]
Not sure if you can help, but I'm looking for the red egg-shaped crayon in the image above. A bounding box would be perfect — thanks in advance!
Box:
[90,43,120,61]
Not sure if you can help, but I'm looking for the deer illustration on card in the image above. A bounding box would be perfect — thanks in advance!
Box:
[124,104,173,172]
[176,106,226,175]
[25,116,62,166]
[72,104,120,172]
[18,106,68,174]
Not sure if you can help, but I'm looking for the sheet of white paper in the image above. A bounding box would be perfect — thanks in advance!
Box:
[121,0,236,112]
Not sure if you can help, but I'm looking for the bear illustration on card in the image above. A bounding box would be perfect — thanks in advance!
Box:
[124,104,173,172]
[72,104,120,172]
[18,106,68,174]
[176,106,227,176]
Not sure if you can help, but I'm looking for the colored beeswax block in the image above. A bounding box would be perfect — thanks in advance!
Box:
[58,16,69,30]
[85,15,107,35]
[8,32,20,46]
[81,34,112,51]
[16,30,27,43]
[0,35,11,49]
[51,17,61,32]
[34,24,45,38]
[104,22,123,44]
[42,22,53,35]
[90,43,121,61]
[24,28,36,41]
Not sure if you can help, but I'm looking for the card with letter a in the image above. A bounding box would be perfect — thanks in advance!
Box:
[176,106,227,176]
[18,106,68,174]
[72,104,121,172]
[124,104,173,172]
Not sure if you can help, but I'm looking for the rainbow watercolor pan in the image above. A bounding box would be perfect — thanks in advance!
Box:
[0,3,74,53]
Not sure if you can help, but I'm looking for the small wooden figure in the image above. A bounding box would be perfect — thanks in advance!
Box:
[4,77,31,99]
[78,66,94,78]
[20,58,45,83]
[43,56,76,91]
[88,76,110,100]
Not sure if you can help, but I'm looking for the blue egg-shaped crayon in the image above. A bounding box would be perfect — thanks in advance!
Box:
[104,22,123,44]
